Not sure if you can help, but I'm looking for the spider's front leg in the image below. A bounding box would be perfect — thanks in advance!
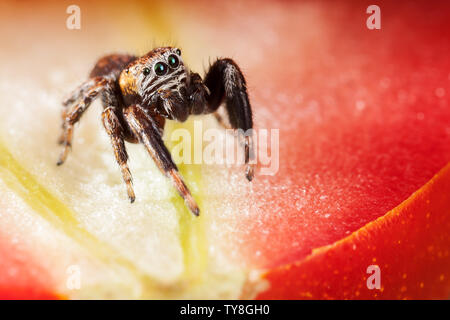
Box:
[123,104,200,216]
[195,59,255,181]
[102,107,136,203]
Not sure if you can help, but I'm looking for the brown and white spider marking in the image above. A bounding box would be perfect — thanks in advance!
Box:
[57,47,254,216]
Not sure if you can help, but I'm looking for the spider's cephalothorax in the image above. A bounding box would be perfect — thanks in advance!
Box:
[58,47,254,216]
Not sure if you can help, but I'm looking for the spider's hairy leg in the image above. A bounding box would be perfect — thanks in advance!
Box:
[57,76,108,165]
[59,79,96,144]
[62,77,100,107]
[124,104,200,216]
[203,58,255,181]
[102,107,136,203]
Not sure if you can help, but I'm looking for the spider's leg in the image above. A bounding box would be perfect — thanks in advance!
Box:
[102,107,135,203]
[203,58,255,181]
[57,77,108,165]
[124,104,200,216]
[57,108,69,145]
[58,76,107,144]
[212,111,232,130]
[62,77,99,107]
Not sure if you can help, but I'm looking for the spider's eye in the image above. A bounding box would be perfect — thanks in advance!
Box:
[154,62,168,76]
[143,67,150,76]
[176,49,181,56]
[168,54,179,68]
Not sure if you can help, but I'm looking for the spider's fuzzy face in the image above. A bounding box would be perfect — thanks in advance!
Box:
[119,47,190,121]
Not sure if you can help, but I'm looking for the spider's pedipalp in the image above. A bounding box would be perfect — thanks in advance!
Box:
[188,72,209,115]
[123,104,200,216]
[57,76,108,165]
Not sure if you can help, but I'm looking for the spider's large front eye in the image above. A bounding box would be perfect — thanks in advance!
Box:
[168,55,179,68]
[154,62,168,76]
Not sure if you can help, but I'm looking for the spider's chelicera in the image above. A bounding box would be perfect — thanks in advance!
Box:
[58,47,254,216]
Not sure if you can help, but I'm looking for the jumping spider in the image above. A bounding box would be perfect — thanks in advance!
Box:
[58,47,254,216]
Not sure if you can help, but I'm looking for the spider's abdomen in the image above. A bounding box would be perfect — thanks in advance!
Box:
[89,54,137,79]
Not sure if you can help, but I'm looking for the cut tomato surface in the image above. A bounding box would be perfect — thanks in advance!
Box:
[0,234,57,299]
[257,163,450,299]
[0,0,448,299]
